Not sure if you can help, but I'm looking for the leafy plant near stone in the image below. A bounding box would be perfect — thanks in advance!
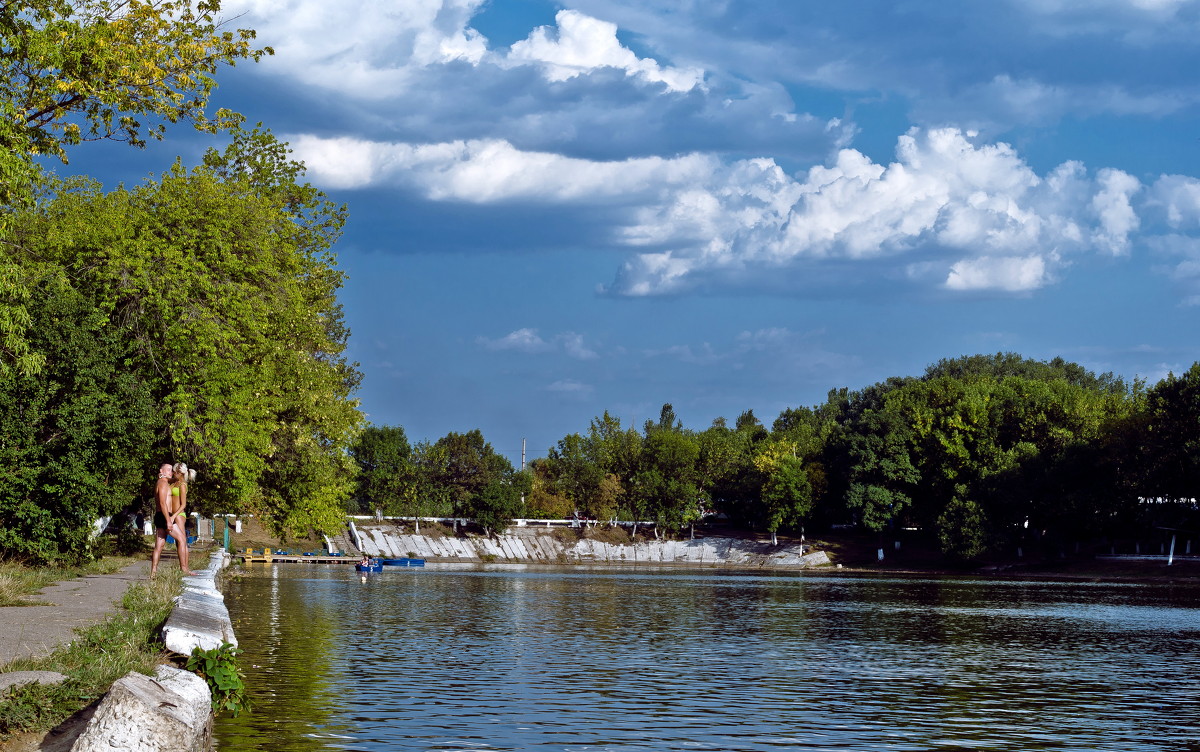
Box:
[186,642,250,717]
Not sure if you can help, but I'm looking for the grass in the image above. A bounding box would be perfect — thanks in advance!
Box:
[0,562,186,742]
[0,557,138,607]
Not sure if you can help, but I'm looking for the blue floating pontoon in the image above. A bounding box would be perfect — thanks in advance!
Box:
[379,558,426,567]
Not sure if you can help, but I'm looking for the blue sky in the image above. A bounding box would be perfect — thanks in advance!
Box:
[61,0,1200,465]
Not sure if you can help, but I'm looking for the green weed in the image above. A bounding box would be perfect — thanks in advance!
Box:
[185,642,249,717]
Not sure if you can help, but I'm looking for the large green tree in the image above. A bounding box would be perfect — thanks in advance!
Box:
[349,424,413,514]
[6,130,362,549]
[0,0,269,376]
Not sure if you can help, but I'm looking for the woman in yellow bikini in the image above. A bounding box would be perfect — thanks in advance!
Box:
[170,462,197,575]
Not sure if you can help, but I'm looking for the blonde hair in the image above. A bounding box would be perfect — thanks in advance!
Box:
[172,462,197,484]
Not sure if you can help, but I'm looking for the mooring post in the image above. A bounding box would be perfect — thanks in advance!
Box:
[1168,534,1177,566]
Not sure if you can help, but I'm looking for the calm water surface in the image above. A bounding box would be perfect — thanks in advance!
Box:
[213,565,1200,751]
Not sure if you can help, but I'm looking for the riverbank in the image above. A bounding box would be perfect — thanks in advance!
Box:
[0,562,180,750]
[0,549,237,751]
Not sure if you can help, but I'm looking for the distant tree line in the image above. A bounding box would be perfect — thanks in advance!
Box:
[352,354,1200,562]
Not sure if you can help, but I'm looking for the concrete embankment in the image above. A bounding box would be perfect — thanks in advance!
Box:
[352,525,831,568]
[65,551,237,752]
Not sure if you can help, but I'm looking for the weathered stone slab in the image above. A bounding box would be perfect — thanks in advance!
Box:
[162,551,237,655]
[69,665,210,752]
[369,530,394,558]
[358,535,380,556]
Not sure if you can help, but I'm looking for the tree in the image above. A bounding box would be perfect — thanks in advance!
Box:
[544,432,603,514]
[1142,364,1200,502]
[631,428,702,534]
[583,411,641,516]
[826,383,919,533]
[409,440,454,524]
[431,429,511,520]
[697,419,760,524]
[349,425,412,514]
[0,0,270,376]
[644,402,682,434]
[752,441,812,545]
[8,131,362,543]
[937,491,988,561]
[1,0,269,162]
[472,469,530,536]
[525,460,573,519]
[0,279,154,562]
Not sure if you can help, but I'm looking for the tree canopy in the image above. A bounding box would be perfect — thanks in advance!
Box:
[1,1,354,562]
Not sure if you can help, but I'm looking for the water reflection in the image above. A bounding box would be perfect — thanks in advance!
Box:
[215,566,1200,752]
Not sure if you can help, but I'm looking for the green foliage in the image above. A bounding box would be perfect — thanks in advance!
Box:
[1142,364,1200,501]
[186,642,249,717]
[431,429,512,518]
[937,494,988,561]
[349,424,413,514]
[0,279,154,563]
[0,0,270,162]
[756,448,812,534]
[0,0,271,378]
[632,428,702,529]
[472,470,530,535]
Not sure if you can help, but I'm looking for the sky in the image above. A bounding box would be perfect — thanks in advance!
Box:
[61,0,1200,466]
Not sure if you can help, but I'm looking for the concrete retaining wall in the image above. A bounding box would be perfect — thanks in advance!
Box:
[354,527,831,568]
[163,550,238,655]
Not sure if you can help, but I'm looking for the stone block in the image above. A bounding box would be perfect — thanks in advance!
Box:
[69,665,211,752]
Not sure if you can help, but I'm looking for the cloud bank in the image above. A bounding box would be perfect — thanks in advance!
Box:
[294,127,1164,295]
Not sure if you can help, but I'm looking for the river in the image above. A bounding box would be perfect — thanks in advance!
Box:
[213,564,1200,751]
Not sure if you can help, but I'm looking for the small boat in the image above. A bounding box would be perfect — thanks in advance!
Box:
[355,562,382,573]
[379,558,426,568]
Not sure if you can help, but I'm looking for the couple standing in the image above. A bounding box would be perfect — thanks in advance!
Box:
[151,462,197,576]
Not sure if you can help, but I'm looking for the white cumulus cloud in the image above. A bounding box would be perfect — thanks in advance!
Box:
[478,328,550,353]
[223,0,701,97]
[290,135,716,200]
[611,128,1141,294]
[507,10,703,92]
[945,255,1051,292]
[293,127,1157,296]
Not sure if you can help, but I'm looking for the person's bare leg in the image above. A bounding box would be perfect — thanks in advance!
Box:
[151,528,166,575]
[172,519,195,575]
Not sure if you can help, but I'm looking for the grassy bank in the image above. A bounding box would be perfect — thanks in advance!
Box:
[0,564,183,743]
